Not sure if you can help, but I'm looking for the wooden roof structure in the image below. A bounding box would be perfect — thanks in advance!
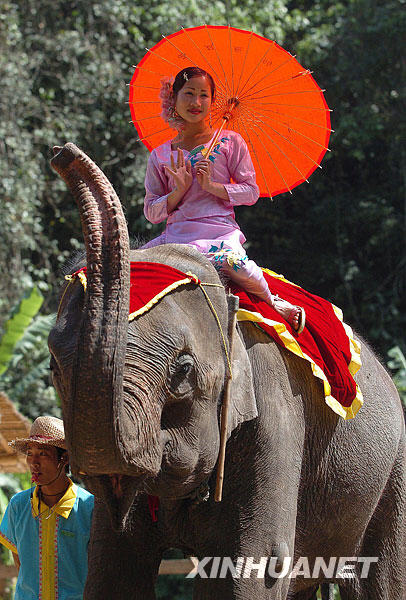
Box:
[0,392,30,473]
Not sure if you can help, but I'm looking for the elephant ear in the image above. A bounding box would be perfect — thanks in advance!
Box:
[226,296,257,438]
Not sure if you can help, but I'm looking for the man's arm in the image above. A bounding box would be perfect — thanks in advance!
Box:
[12,552,20,571]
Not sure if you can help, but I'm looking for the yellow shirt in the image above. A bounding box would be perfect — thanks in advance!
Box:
[0,480,94,600]
[31,483,77,600]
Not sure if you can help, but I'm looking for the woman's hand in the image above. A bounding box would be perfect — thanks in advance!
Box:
[165,150,193,213]
[165,150,193,195]
[195,158,212,192]
[195,158,229,200]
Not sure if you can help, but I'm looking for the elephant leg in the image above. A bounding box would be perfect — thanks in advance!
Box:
[187,518,295,599]
[188,486,299,595]
[340,441,406,600]
[84,498,162,600]
[188,514,296,599]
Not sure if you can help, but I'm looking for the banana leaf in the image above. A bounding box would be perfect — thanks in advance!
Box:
[0,287,43,376]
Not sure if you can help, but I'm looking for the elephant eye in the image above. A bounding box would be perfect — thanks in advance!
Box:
[169,354,195,395]
[179,361,192,375]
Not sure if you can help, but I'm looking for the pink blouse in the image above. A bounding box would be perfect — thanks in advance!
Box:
[143,130,259,253]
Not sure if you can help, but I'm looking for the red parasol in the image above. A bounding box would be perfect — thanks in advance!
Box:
[129,25,332,199]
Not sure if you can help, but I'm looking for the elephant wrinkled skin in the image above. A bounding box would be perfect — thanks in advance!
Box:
[48,143,405,600]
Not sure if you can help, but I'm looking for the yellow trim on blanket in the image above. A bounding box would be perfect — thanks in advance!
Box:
[237,308,364,420]
[260,267,363,418]
[128,277,197,321]
[332,304,362,377]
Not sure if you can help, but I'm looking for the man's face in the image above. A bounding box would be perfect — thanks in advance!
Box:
[26,443,62,485]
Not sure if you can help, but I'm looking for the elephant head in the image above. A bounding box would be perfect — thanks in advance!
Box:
[48,144,256,529]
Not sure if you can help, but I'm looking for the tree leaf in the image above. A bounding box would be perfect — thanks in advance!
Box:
[0,287,43,376]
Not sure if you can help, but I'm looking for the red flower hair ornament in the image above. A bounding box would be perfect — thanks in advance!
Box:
[159,77,186,131]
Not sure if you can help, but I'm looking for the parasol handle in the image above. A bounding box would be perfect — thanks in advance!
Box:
[204,99,239,160]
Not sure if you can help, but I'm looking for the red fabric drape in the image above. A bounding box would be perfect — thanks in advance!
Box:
[231,271,357,408]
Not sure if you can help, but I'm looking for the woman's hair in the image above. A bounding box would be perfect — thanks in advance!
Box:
[160,66,216,129]
[172,67,215,100]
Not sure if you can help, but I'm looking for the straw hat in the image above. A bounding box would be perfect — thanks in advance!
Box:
[9,416,66,454]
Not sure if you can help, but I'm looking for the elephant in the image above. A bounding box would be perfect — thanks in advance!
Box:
[48,143,405,600]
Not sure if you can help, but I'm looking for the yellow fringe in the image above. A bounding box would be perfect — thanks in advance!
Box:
[77,271,87,292]
[262,268,362,377]
[332,304,362,377]
[64,272,86,289]
[260,267,363,418]
[128,277,196,321]
[236,308,363,420]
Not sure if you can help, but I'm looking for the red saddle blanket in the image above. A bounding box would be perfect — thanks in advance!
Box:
[67,263,362,420]
[230,268,362,420]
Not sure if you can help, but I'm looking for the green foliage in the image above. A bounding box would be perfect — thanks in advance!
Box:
[334,587,341,600]
[0,473,31,502]
[316,584,341,599]
[0,486,14,568]
[387,346,406,406]
[0,286,58,421]
[0,287,43,375]
[0,309,60,420]
[0,0,305,326]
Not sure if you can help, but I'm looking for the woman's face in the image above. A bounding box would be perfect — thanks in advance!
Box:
[175,76,212,124]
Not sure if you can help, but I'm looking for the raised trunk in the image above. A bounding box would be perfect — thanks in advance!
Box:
[51,144,156,477]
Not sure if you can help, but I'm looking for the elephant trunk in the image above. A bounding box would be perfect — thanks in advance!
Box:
[51,144,158,478]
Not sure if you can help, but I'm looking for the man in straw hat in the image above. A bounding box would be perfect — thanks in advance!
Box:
[0,416,94,599]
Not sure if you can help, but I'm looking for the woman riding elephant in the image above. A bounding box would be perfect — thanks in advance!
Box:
[142,66,305,333]
[49,142,405,600]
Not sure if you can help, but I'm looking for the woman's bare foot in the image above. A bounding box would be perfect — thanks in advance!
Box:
[288,306,306,334]
[272,296,306,334]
